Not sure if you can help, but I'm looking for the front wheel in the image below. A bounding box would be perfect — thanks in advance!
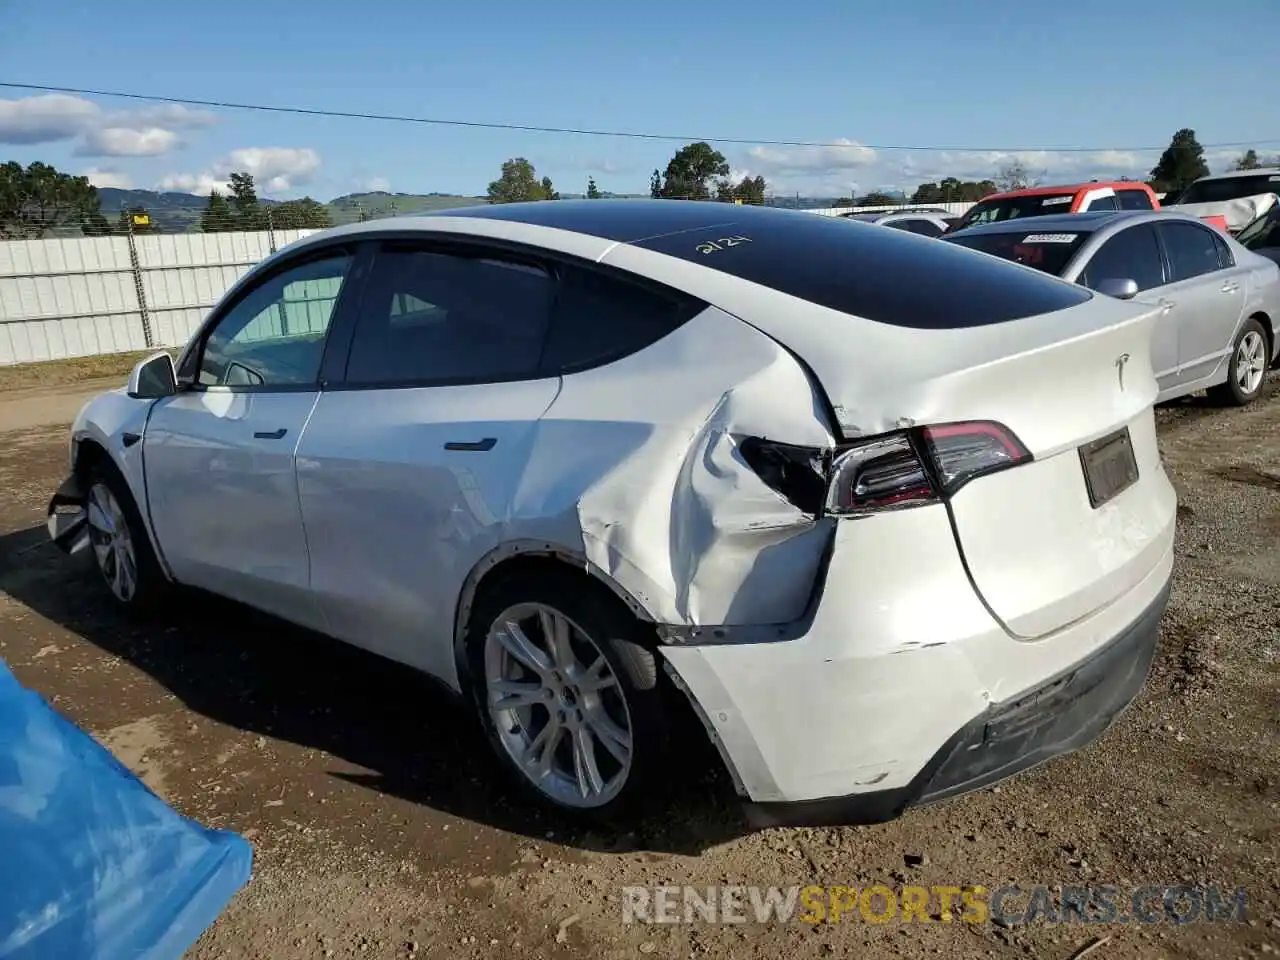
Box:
[1209,317,1269,406]
[85,463,168,614]
[466,569,669,820]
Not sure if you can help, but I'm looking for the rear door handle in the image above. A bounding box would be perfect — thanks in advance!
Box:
[1221,282,1239,293]
[444,437,497,452]
[253,428,288,440]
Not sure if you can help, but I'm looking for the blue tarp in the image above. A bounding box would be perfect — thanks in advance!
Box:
[0,659,253,959]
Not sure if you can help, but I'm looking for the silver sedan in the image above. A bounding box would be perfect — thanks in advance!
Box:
[945,210,1280,405]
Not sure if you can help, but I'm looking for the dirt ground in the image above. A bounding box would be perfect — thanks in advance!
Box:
[1,375,1277,960]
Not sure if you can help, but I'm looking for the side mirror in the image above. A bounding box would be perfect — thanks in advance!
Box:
[1095,277,1140,301]
[127,351,178,399]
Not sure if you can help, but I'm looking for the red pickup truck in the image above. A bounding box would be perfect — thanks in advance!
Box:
[947,181,1229,233]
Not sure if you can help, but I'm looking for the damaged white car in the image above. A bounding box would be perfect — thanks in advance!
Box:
[48,201,1177,826]
[1166,168,1280,234]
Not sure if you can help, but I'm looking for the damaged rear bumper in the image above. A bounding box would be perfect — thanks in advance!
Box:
[47,471,91,555]
[743,578,1169,827]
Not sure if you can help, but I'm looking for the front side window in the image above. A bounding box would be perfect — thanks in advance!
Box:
[197,254,350,388]
[345,244,554,385]
[1158,222,1223,283]
[1078,224,1165,292]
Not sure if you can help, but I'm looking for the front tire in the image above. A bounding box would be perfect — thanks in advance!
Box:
[1209,317,1269,406]
[465,567,669,821]
[85,462,167,614]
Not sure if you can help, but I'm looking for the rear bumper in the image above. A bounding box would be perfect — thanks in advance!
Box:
[744,577,1168,827]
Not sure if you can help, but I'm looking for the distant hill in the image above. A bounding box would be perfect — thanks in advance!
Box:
[325,191,487,225]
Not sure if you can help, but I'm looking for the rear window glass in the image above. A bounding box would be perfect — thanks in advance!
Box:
[955,193,1077,229]
[1177,174,1280,205]
[634,213,1091,327]
[944,230,1091,277]
[1237,207,1280,250]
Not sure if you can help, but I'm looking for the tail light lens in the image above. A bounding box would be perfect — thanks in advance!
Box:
[741,420,1031,518]
[827,420,1031,517]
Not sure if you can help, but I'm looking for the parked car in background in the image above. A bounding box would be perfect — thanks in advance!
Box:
[947,181,1161,232]
[1165,169,1280,234]
[837,207,954,237]
[1237,204,1280,265]
[48,201,1176,826]
[943,210,1280,405]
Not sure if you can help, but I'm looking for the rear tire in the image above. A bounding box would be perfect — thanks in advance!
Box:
[1209,317,1268,406]
[465,567,670,823]
[84,462,168,615]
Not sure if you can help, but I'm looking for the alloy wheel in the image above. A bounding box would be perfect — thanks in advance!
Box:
[87,482,137,603]
[1236,330,1266,396]
[483,602,634,809]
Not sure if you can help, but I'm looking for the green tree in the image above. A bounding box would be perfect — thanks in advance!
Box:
[269,197,333,229]
[228,171,265,228]
[586,177,601,199]
[715,174,768,204]
[649,169,663,199]
[911,178,997,203]
[1149,129,1210,193]
[200,189,235,232]
[656,142,729,200]
[0,160,104,239]
[486,158,558,203]
[855,191,897,207]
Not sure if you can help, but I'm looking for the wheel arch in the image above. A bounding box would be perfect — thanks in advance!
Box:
[450,540,661,697]
[1248,311,1277,368]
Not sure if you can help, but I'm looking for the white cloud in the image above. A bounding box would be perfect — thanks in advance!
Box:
[0,94,99,144]
[362,176,391,192]
[76,126,180,157]
[157,172,231,195]
[0,93,216,157]
[82,167,133,189]
[747,139,878,176]
[161,147,323,195]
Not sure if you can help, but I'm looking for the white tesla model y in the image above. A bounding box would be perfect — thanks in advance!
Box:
[48,200,1176,825]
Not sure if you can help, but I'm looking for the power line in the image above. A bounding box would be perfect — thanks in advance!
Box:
[4,80,1278,155]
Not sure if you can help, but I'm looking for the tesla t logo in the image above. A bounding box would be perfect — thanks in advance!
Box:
[1115,353,1130,390]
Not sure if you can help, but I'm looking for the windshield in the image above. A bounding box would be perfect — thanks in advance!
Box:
[1177,174,1280,205]
[944,229,1090,277]
[953,193,1076,230]
[1237,207,1280,249]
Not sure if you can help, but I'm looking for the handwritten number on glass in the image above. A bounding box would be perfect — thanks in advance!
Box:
[696,236,751,254]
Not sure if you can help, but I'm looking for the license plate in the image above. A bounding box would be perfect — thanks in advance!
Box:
[1079,428,1139,508]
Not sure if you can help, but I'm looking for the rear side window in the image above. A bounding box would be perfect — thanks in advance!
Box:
[538,267,703,374]
[1117,189,1153,210]
[345,244,554,386]
[1158,222,1224,283]
[1084,194,1119,212]
[1212,232,1235,269]
[635,214,1091,328]
[1078,224,1165,292]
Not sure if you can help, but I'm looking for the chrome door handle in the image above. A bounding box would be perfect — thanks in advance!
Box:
[1220,282,1239,293]
[253,428,288,440]
[444,437,497,452]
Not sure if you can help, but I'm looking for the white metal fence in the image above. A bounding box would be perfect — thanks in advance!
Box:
[0,228,318,365]
[0,201,982,366]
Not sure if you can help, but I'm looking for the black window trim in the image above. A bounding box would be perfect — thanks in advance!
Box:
[1153,219,1226,286]
[176,240,371,395]
[319,230,708,393]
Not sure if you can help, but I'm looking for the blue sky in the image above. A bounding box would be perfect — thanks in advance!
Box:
[2,0,1278,200]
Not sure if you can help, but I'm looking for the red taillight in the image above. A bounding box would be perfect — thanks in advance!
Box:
[825,420,1031,517]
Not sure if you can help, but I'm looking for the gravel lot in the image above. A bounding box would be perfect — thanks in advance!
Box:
[1,377,1277,960]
